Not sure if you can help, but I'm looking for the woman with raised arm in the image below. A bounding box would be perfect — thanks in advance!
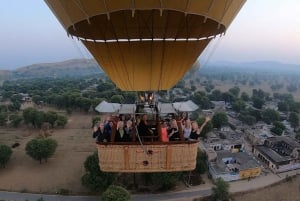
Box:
[189,116,211,141]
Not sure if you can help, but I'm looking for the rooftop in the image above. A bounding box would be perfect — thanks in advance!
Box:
[209,150,260,175]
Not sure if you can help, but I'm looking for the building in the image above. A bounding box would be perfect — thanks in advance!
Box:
[208,150,261,182]
[204,130,244,152]
[253,136,300,173]
[245,126,273,145]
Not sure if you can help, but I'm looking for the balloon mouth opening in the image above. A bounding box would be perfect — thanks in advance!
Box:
[67,9,225,41]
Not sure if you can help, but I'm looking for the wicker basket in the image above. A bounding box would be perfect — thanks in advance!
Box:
[97,141,199,172]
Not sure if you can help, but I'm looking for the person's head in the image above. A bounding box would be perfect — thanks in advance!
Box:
[127,120,133,128]
[99,122,105,129]
[119,114,126,121]
[142,114,147,121]
[117,121,124,129]
[170,119,178,128]
[192,121,199,130]
[109,121,114,127]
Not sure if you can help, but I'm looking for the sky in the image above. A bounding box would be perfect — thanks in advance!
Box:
[0,0,300,70]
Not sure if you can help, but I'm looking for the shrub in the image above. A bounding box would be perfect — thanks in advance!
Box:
[0,145,13,168]
[25,138,57,164]
[195,150,207,174]
[81,152,116,192]
[102,185,130,201]
[211,178,230,201]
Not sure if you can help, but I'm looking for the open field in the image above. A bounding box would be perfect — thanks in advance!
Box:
[233,174,300,201]
[0,111,96,194]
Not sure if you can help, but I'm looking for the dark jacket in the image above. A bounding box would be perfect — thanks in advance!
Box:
[93,128,110,142]
[167,127,180,141]
[115,129,131,142]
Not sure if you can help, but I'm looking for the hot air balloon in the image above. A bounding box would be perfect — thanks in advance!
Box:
[45,0,246,173]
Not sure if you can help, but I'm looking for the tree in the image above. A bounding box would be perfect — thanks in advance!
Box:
[195,150,207,174]
[211,178,230,201]
[289,112,299,130]
[81,152,116,192]
[0,145,13,168]
[209,90,223,101]
[55,115,68,128]
[23,107,38,127]
[212,113,228,129]
[110,95,124,104]
[262,109,280,124]
[228,86,240,98]
[151,172,182,191]
[0,113,8,126]
[9,114,23,128]
[232,100,246,113]
[102,185,131,201]
[241,92,250,102]
[278,101,289,112]
[252,97,264,109]
[26,138,57,164]
[271,121,286,136]
[45,111,58,128]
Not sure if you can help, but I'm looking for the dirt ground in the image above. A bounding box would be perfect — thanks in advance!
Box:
[1,105,300,200]
[0,109,96,194]
[233,175,300,201]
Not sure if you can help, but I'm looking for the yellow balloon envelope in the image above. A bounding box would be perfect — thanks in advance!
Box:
[45,0,246,91]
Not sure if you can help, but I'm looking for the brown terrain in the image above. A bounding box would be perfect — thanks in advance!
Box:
[0,104,300,200]
[0,105,96,194]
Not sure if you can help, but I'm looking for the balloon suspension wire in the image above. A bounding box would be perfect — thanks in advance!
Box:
[70,38,101,74]
[201,35,223,68]
[134,123,149,155]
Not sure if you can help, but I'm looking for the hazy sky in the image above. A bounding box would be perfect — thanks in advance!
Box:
[0,0,299,70]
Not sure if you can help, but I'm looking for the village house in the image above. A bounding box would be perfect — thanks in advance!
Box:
[245,125,273,145]
[207,149,261,182]
[253,136,300,173]
[203,130,244,152]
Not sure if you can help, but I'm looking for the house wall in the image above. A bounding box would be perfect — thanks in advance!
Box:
[253,148,277,171]
[239,167,261,179]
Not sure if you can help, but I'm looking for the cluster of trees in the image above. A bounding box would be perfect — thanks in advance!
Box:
[0,77,138,115]
[0,138,57,169]
[22,108,67,128]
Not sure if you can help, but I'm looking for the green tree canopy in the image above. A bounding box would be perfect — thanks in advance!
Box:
[211,178,230,201]
[102,185,131,201]
[241,92,250,102]
[0,145,13,168]
[212,113,228,129]
[9,114,23,128]
[271,121,286,136]
[81,152,116,192]
[232,100,246,113]
[25,138,58,164]
[262,109,280,124]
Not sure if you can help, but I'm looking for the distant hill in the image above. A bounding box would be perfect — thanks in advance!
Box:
[0,70,13,81]
[12,59,102,79]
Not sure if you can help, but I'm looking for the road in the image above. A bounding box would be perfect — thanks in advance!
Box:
[1,168,299,201]
[0,188,212,201]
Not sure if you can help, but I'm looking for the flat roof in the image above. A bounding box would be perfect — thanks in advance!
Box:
[209,150,260,175]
